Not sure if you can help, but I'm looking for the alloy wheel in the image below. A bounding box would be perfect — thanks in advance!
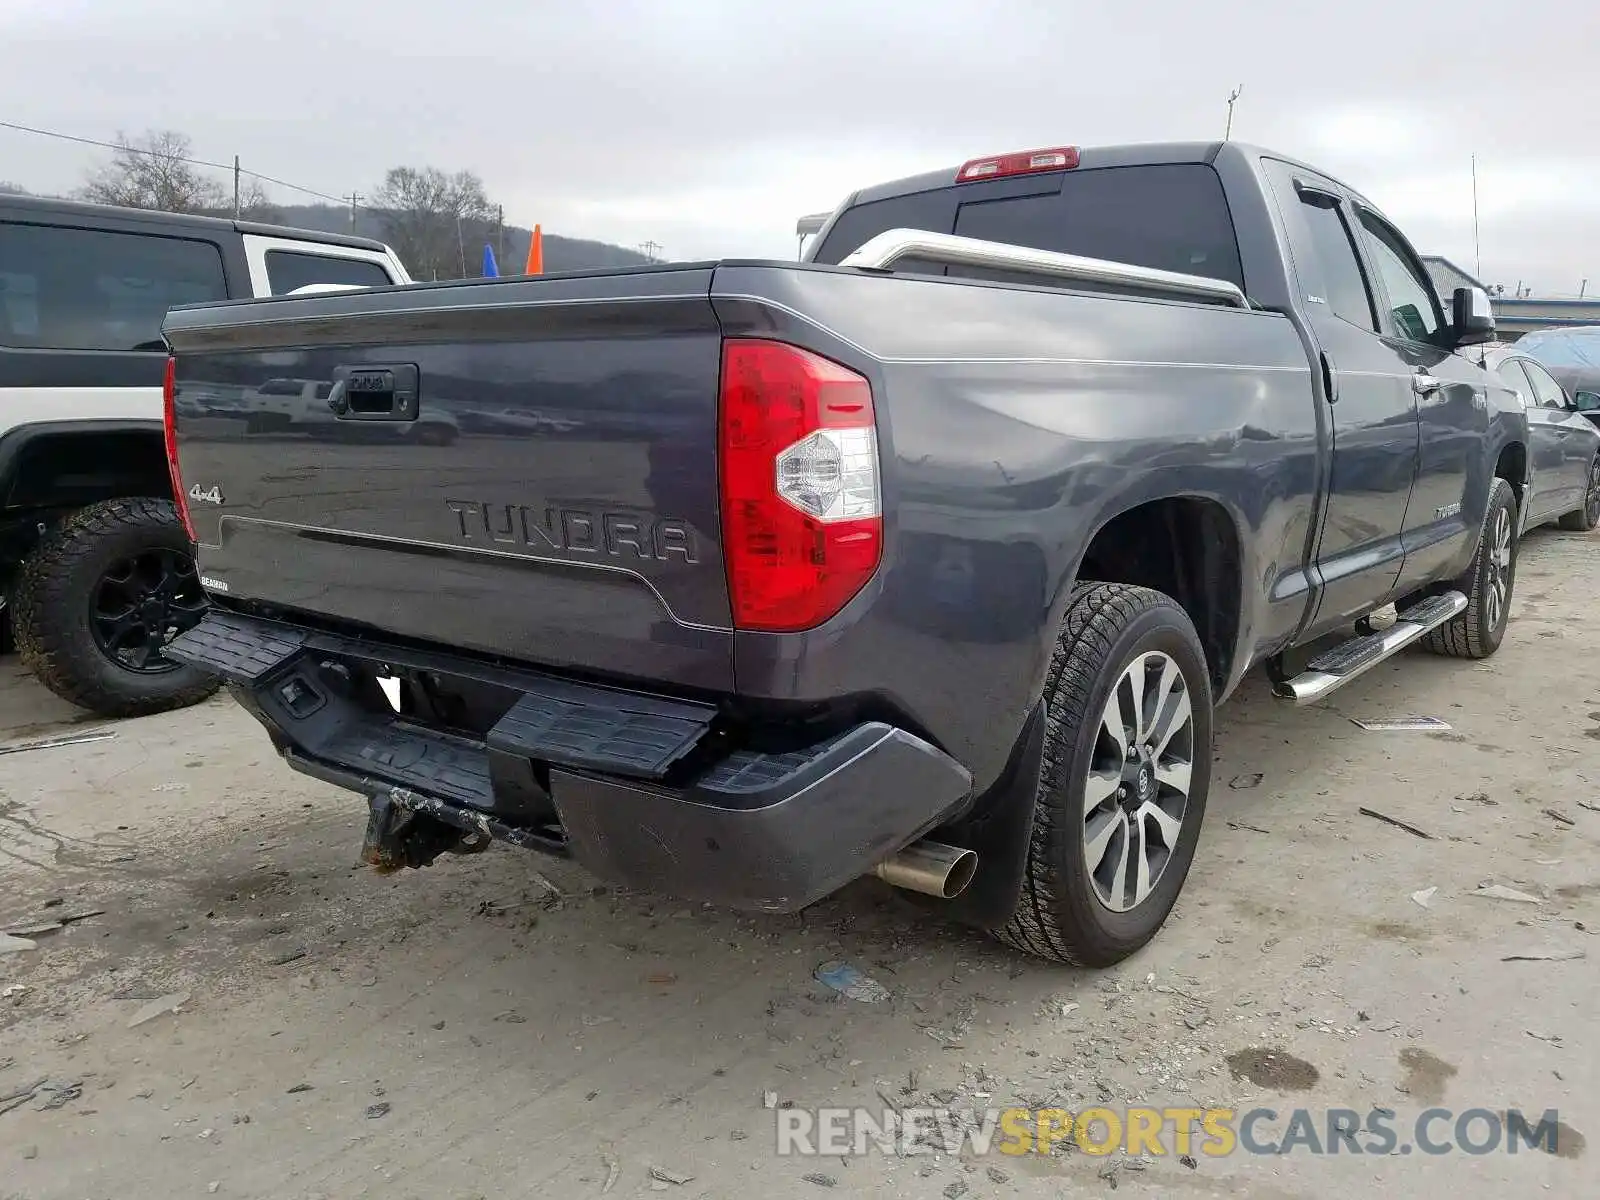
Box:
[1485,504,1513,632]
[89,548,208,673]
[1083,651,1196,913]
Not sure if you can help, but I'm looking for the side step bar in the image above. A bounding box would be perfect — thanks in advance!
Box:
[1273,591,1468,705]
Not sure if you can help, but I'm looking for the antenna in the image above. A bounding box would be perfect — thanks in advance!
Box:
[1471,155,1481,281]
[1224,85,1244,140]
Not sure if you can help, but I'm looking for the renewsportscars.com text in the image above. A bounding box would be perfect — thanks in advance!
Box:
[775,1105,1569,1158]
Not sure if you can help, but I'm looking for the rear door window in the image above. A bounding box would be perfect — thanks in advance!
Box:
[1520,358,1568,409]
[1494,358,1534,406]
[264,249,393,294]
[0,222,226,351]
[1292,194,1379,332]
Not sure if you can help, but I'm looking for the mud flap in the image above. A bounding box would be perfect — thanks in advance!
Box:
[934,702,1047,930]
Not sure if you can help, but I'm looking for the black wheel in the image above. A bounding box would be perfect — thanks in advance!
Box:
[1422,477,1518,660]
[993,583,1213,967]
[11,498,219,718]
[1557,454,1600,532]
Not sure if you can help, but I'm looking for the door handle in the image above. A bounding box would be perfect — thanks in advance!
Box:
[327,364,420,422]
[1320,351,1338,404]
[1413,373,1443,395]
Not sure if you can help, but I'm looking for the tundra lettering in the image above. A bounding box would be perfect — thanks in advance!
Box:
[444,499,698,563]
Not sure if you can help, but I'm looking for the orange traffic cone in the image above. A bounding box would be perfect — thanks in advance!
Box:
[524,224,543,276]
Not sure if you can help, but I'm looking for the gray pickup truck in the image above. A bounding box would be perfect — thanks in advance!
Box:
[160,141,1530,967]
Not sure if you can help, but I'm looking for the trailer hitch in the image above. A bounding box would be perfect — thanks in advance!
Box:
[360,790,484,873]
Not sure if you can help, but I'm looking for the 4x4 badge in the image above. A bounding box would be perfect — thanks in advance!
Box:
[188,483,223,505]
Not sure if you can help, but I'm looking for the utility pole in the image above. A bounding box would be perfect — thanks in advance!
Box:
[233,155,241,218]
[346,192,362,231]
[496,204,505,261]
[1582,278,1589,300]
[1224,85,1243,140]
[1471,155,1481,281]
[639,240,661,263]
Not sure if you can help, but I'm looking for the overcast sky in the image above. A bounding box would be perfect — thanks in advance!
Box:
[4,0,1597,294]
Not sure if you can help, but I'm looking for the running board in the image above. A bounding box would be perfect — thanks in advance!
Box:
[1273,591,1468,705]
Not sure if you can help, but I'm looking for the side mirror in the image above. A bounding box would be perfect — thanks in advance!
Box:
[1574,390,1600,413]
[1450,286,1495,347]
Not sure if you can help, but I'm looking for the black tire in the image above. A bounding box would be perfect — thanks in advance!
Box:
[1557,453,1600,532]
[1422,477,1518,659]
[993,583,1213,967]
[12,498,219,718]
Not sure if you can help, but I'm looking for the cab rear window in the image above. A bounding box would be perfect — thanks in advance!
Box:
[813,163,1243,289]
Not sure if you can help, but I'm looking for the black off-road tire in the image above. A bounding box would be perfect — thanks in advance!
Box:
[1557,453,1600,532]
[1421,477,1518,660]
[993,582,1213,967]
[12,498,220,718]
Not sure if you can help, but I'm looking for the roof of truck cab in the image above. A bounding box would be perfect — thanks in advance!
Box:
[843,140,1381,214]
[0,192,390,252]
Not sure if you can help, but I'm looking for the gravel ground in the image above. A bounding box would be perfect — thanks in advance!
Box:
[1,525,1596,1199]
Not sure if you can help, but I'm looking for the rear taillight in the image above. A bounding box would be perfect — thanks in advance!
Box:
[718,340,882,632]
[956,146,1080,183]
[163,356,195,542]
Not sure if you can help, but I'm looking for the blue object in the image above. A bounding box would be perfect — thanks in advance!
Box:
[482,244,499,278]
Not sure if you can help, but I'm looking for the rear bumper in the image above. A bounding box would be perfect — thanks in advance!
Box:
[165,610,973,912]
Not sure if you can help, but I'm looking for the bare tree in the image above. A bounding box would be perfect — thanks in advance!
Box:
[0,181,29,196]
[372,166,495,279]
[79,130,225,214]
[231,177,282,223]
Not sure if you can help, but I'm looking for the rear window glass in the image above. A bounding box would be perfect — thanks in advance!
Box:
[264,249,393,294]
[951,165,1243,288]
[811,190,958,266]
[1516,328,1600,370]
[0,222,226,351]
[813,164,1243,289]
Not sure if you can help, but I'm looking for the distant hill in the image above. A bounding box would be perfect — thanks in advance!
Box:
[263,203,651,276]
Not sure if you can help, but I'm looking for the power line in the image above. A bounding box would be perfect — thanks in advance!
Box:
[3,116,670,274]
[0,118,353,207]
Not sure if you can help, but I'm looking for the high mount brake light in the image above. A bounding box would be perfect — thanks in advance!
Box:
[163,356,195,542]
[956,146,1080,183]
[718,340,882,632]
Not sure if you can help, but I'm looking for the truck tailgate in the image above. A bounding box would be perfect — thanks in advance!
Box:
[162,268,734,691]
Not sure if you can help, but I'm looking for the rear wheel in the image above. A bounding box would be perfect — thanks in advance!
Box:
[993,583,1212,967]
[12,498,219,717]
[1422,476,1518,659]
[1557,454,1600,532]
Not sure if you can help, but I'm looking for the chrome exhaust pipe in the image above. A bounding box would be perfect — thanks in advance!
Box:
[873,840,978,900]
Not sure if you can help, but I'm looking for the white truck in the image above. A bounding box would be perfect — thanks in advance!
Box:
[0,194,409,715]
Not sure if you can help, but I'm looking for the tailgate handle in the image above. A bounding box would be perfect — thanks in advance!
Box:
[328,364,420,422]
